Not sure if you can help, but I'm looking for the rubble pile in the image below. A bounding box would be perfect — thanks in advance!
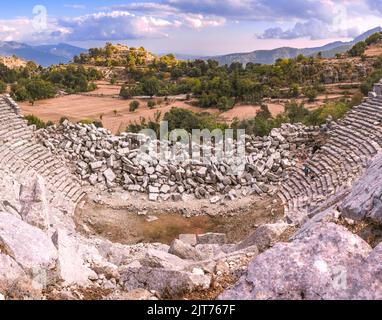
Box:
[37,121,321,202]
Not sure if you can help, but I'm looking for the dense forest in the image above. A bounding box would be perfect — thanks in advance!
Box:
[0,61,102,103]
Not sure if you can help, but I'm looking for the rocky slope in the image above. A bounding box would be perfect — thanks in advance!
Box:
[219,81,382,300]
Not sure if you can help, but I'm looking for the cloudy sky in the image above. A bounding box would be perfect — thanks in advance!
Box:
[0,0,382,55]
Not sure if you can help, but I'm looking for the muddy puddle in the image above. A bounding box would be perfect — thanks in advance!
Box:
[75,196,284,245]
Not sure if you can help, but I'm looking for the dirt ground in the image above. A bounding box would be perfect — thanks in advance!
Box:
[75,190,284,245]
[19,81,356,134]
[365,44,382,57]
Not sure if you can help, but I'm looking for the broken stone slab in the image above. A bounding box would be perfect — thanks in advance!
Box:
[128,185,141,192]
[235,222,291,252]
[179,234,197,246]
[160,185,171,194]
[0,212,58,275]
[140,249,189,271]
[89,174,98,185]
[197,233,227,245]
[148,186,160,194]
[169,239,209,261]
[148,194,159,202]
[51,230,97,287]
[210,196,221,204]
[103,168,116,183]
[121,266,211,297]
[19,175,49,231]
[197,167,208,178]
[90,161,103,171]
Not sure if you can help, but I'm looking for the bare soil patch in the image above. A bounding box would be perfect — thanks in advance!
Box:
[74,192,284,245]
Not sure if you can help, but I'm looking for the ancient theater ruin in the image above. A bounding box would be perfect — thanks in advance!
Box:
[2,81,382,299]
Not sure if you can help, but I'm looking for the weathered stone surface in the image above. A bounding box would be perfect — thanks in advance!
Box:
[197,233,227,245]
[52,230,97,286]
[122,266,211,297]
[179,234,197,246]
[0,254,26,290]
[220,223,372,300]
[341,153,382,224]
[140,249,189,271]
[235,222,290,252]
[103,168,116,183]
[0,212,58,273]
[169,239,208,261]
[19,175,49,231]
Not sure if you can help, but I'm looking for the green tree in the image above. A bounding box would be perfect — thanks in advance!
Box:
[285,101,310,123]
[147,100,156,109]
[0,80,6,93]
[129,100,140,112]
[142,77,161,97]
[217,96,235,111]
[348,41,367,57]
[120,85,132,99]
[365,32,382,45]
[24,115,46,129]
[303,86,318,102]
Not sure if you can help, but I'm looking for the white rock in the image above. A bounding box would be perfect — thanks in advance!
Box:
[0,212,58,274]
[103,168,116,183]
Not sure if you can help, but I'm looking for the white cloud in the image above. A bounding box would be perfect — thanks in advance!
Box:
[64,4,86,10]
[181,14,226,29]
[258,19,360,40]
[59,11,178,41]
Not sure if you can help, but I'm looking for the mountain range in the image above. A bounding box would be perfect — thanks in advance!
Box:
[1,27,381,67]
[0,42,86,67]
[205,26,382,65]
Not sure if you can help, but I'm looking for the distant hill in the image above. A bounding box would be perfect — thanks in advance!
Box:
[74,43,157,67]
[0,55,27,68]
[0,42,86,67]
[207,27,382,65]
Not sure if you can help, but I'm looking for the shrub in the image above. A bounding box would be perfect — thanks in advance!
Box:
[147,100,156,109]
[10,84,30,101]
[305,102,350,126]
[87,82,97,91]
[350,91,364,107]
[217,96,235,111]
[285,101,310,123]
[365,32,382,45]
[59,117,69,124]
[24,115,46,129]
[289,84,300,98]
[119,85,132,99]
[161,107,227,133]
[129,100,140,112]
[0,80,6,93]
[78,119,103,127]
[11,79,56,102]
[303,86,318,102]
[348,41,367,57]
